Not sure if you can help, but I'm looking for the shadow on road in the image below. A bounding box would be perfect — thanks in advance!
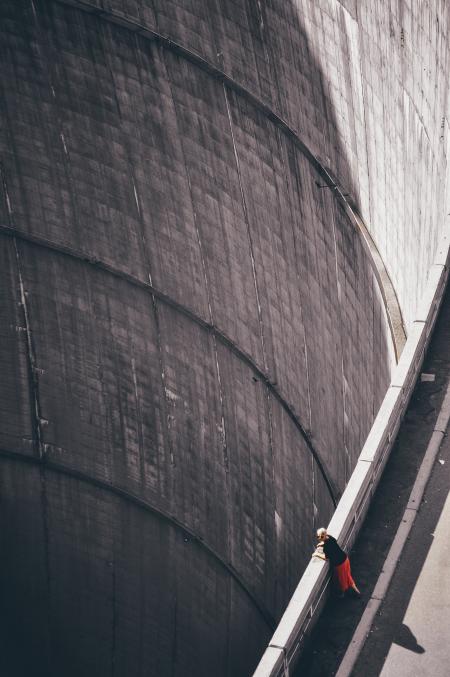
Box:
[393,623,425,654]
[295,279,450,677]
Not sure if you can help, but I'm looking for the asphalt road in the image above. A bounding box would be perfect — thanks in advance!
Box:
[354,412,450,677]
[294,279,450,677]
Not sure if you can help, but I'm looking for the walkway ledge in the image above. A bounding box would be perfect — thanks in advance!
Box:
[253,227,450,677]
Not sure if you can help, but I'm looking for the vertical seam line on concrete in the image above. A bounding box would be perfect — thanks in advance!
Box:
[329,187,348,484]
[98,17,160,497]
[30,0,83,248]
[222,82,269,374]
[131,356,146,493]
[142,22,181,669]
[354,7,373,264]
[161,44,232,568]
[129,41,176,479]
[281,135,313,431]
[200,11,236,667]
[275,126,318,525]
[265,388,278,582]
[254,0,284,123]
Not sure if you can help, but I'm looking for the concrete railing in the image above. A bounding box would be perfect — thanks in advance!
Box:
[254,228,450,677]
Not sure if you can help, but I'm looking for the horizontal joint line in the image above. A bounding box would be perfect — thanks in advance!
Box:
[1,224,338,505]
[0,446,276,630]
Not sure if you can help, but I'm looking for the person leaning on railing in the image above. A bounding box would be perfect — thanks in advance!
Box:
[312,527,361,598]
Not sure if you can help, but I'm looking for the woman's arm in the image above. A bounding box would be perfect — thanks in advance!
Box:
[312,550,326,560]
[312,542,327,560]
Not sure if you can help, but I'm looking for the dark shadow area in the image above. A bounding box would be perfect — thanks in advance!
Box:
[295,277,450,676]
[393,623,425,654]
[0,2,391,676]
[354,437,450,674]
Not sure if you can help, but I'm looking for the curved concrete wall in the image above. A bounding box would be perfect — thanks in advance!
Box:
[300,0,450,328]
[0,1,447,676]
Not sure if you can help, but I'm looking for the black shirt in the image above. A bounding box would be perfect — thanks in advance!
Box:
[323,536,346,566]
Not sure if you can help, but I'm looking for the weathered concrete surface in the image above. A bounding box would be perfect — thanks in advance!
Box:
[0,1,448,676]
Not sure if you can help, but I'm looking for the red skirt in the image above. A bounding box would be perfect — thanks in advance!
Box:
[334,557,355,592]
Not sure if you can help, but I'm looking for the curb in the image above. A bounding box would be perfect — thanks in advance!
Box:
[253,228,449,677]
[335,382,450,677]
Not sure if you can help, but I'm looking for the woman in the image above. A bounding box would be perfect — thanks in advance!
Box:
[312,527,361,597]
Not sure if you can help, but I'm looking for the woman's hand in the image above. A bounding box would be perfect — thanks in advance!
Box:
[312,548,326,560]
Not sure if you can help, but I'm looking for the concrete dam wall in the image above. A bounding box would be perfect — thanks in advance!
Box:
[0,1,448,676]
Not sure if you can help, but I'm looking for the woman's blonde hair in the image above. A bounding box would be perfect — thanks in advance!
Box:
[316,527,327,540]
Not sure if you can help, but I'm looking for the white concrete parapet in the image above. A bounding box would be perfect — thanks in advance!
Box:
[253,227,450,677]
